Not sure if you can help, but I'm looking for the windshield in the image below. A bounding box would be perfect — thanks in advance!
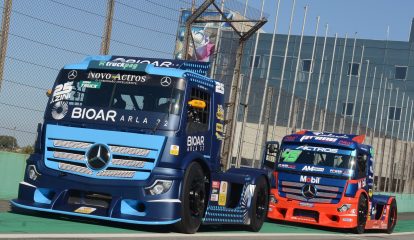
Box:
[46,69,186,131]
[279,145,355,170]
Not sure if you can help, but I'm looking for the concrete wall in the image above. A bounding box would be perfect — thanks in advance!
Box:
[0,151,27,199]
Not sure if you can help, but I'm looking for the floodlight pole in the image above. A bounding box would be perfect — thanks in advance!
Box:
[100,0,115,55]
[0,0,13,92]
[182,0,267,170]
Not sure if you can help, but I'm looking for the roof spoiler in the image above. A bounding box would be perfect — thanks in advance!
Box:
[109,56,211,76]
[294,130,365,144]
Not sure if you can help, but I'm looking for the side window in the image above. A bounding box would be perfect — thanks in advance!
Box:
[186,88,210,134]
[357,153,367,178]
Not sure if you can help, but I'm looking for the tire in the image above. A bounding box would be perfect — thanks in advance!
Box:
[386,199,397,234]
[353,194,368,234]
[173,162,207,234]
[247,176,269,232]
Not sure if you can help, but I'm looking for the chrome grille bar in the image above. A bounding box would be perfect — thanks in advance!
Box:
[53,151,85,161]
[97,170,135,178]
[109,145,150,157]
[111,158,145,168]
[53,140,91,149]
[59,162,92,175]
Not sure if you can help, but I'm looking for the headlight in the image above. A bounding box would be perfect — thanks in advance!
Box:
[28,165,40,181]
[145,180,172,195]
[337,204,352,212]
[270,194,278,204]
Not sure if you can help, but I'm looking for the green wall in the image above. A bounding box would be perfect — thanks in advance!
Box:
[0,151,27,199]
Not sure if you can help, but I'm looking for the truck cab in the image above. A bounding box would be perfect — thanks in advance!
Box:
[11,55,271,233]
[264,130,397,234]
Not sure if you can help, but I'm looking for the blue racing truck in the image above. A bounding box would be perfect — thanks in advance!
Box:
[11,56,272,233]
[264,130,397,234]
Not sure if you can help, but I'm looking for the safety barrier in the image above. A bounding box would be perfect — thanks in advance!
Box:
[0,151,27,200]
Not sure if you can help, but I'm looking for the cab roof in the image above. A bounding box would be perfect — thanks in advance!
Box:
[282,130,370,151]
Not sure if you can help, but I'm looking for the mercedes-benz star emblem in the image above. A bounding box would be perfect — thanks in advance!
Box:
[302,184,317,199]
[68,70,77,80]
[160,76,171,87]
[86,144,110,170]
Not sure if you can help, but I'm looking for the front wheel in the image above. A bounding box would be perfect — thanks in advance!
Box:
[386,199,397,234]
[353,194,368,234]
[247,176,269,232]
[173,162,206,234]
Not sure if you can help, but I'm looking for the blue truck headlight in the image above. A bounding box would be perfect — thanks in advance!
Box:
[145,180,172,195]
[28,165,40,181]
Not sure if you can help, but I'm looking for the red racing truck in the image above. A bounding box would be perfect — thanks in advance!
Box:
[263,130,397,233]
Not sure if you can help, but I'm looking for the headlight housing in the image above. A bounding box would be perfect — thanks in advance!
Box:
[145,180,172,195]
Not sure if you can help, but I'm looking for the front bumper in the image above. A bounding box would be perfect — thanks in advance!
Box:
[12,163,184,225]
[267,189,359,229]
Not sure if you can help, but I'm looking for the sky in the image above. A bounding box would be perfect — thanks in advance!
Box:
[1,0,414,146]
[249,0,414,42]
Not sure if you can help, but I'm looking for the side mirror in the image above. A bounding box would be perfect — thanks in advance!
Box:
[188,99,206,109]
[46,89,52,97]
[262,141,280,169]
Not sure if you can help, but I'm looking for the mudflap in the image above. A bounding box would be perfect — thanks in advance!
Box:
[365,194,397,231]
[202,167,271,225]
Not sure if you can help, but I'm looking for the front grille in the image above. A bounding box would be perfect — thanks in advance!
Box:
[46,138,157,180]
[279,181,344,204]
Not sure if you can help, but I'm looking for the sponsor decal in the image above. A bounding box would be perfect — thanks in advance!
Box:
[212,181,220,189]
[169,145,179,156]
[212,188,218,194]
[87,72,147,84]
[97,60,139,70]
[74,206,96,214]
[68,70,77,80]
[330,169,343,174]
[51,101,68,120]
[283,136,296,141]
[277,163,296,169]
[71,107,117,122]
[216,123,223,133]
[187,136,205,151]
[299,202,314,208]
[338,140,352,146]
[301,165,324,172]
[216,104,224,121]
[80,80,101,89]
[51,82,73,104]
[218,181,228,206]
[160,76,172,87]
[210,193,218,201]
[215,82,224,94]
[111,57,175,68]
[300,135,337,142]
[300,175,321,184]
[296,145,338,153]
[369,189,373,197]
[342,218,353,222]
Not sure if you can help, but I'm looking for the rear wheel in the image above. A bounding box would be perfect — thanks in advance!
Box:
[173,162,206,234]
[247,176,269,232]
[353,194,368,234]
[386,199,397,234]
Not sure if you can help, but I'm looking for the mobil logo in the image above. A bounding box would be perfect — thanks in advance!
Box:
[300,175,321,184]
